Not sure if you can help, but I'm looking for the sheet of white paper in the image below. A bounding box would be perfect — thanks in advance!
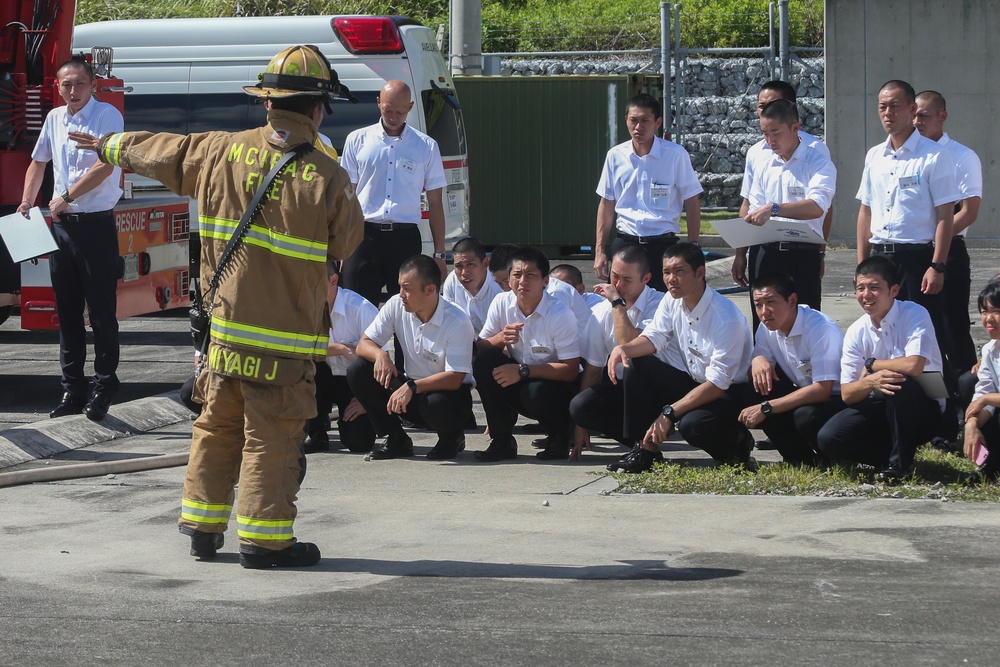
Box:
[0,207,58,263]
[712,216,825,249]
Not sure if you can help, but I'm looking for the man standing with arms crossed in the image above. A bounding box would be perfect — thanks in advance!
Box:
[913,90,983,375]
[74,45,363,568]
[19,57,123,421]
[594,93,702,293]
[342,80,449,304]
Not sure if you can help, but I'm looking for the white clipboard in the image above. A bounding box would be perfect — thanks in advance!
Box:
[0,207,58,263]
[713,216,825,249]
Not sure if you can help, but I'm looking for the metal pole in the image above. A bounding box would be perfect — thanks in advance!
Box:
[779,0,790,82]
[768,2,776,79]
[673,4,682,146]
[660,2,671,139]
[451,0,483,75]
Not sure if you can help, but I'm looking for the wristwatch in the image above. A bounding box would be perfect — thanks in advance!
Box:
[864,357,877,374]
[930,262,946,273]
[405,378,418,394]
[661,405,676,421]
[61,189,75,203]
[432,251,447,260]
[611,297,627,309]
[770,203,780,216]
[518,363,530,379]
[760,401,772,416]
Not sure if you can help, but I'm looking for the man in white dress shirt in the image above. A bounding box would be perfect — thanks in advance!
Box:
[736,272,845,465]
[914,90,983,375]
[607,243,754,473]
[347,254,475,460]
[551,264,604,310]
[734,98,836,331]
[569,244,664,463]
[441,237,503,333]
[305,261,378,454]
[474,247,581,462]
[817,256,944,483]
[594,94,703,292]
[341,80,449,305]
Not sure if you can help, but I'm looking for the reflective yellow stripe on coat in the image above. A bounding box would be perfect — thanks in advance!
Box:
[210,315,328,357]
[199,216,328,263]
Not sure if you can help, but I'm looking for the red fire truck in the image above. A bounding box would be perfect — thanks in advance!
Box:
[0,0,191,329]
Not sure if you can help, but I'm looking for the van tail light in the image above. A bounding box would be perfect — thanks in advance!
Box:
[333,17,404,54]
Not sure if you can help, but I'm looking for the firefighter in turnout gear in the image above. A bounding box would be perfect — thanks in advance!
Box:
[72,45,364,568]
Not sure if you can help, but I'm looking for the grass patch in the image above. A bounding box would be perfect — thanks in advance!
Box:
[610,444,1000,502]
[679,210,736,236]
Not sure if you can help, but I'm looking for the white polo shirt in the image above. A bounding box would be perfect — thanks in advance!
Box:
[32,96,123,213]
[441,269,504,333]
[582,292,605,311]
[326,287,379,376]
[547,277,596,342]
[584,285,664,367]
[856,129,961,244]
[841,299,943,389]
[973,339,1000,416]
[479,290,580,366]
[596,136,703,237]
[744,140,837,238]
[938,133,983,238]
[752,305,844,393]
[364,294,474,381]
[640,286,752,390]
[341,122,447,224]
[740,129,829,200]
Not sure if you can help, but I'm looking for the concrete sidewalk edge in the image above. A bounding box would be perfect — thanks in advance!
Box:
[0,393,193,470]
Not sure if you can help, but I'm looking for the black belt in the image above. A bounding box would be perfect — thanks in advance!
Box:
[871,242,933,254]
[57,210,113,223]
[762,241,821,252]
[365,220,417,232]
[616,230,677,245]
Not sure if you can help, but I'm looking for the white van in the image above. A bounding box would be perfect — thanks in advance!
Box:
[72,15,470,256]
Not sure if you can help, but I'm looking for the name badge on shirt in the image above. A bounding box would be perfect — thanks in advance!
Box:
[786,185,806,200]
[420,348,439,363]
[398,158,416,174]
[650,182,670,199]
[797,360,813,378]
[530,344,552,355]
[898,175,920,189]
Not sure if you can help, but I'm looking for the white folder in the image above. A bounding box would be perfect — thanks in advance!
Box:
[0,207,58,263]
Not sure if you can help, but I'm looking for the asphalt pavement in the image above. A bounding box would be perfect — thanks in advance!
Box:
[2,246,1000,665]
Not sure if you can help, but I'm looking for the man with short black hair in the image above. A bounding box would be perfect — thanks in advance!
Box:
[487,243,520,292]
[474,247,581,462]
[737,272,844,465]
[348,254,475,460]
[595,93,702,292]
[441,236,502,332]
[607,243,754,473]
[817,256,944,482]
[569,243,664,462]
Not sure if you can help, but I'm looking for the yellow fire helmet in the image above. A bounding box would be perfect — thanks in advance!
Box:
[243,45,356,112]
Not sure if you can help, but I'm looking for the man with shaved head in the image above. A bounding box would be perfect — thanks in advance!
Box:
[342,80,449,308]
[914,90,983,375]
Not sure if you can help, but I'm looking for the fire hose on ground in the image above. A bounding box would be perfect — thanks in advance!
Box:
[0,453,189,488]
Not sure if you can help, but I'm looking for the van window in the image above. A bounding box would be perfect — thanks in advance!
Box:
[421,88,466,157]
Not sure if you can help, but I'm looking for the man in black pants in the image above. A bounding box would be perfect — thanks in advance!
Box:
[606,243,754,473]
[817,256,944,482]
[348,254,475,460]
[18,58,124,421]
[474,246,581,462]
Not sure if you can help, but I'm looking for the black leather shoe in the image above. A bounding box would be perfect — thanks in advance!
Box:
[616,447,664,473]
[963,467,1000,486]
[84,393,113,421]
[427,433,466,460]
[239,542,321,569]
[724,429,757,470]
[754,438,777,450]
[474,436,518,462]
[875,466,909,485]
[190,531,224,561]
[536,435,569,461]
[369,432,414,460]
[50,393,85,418]
[607,444,641,472]
[531,436,549,449]
[303,429,330,453]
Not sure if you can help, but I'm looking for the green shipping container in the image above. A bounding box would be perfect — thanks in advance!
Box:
[454,74,656,253]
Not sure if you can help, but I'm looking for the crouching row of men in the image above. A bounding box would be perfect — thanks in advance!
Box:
[310,240,996,484]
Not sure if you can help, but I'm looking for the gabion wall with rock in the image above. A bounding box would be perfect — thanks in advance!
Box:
[501,56,825,208]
